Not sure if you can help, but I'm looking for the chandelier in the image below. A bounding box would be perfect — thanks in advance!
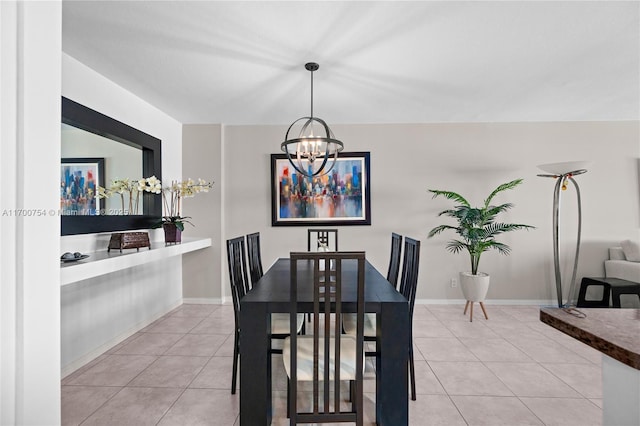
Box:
[281,62,344,178]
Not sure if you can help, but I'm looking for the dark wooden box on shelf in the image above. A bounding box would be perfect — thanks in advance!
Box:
[107,232,151,253]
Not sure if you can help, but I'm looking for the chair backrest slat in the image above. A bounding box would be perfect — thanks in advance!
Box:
[386,233,403,289]
[307,228,338,251]
[399,237,421,320]
[246,232,264,286]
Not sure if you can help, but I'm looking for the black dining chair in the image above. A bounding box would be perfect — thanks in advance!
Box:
[399,237,421,401]
[344,232,402,348]
[246,232,264,287]
[283,251,366,425]
[307,228,338,251]
[306,229,339,322]
[226,236,249,395]
[342,236,420,401]
[227,235,304,395]
[245,231,306,338]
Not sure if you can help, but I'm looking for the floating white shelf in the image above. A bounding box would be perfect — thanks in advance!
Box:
[60,237,212,286]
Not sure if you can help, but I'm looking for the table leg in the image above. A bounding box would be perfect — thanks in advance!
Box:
[377,303,409,425]
[239,303,271,426]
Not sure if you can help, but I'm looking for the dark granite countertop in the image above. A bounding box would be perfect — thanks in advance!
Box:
[540,307,640,370]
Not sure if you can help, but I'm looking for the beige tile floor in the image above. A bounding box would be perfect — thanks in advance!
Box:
[62,304,604,426]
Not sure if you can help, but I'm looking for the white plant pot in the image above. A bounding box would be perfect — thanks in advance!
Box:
[459,272,490,302]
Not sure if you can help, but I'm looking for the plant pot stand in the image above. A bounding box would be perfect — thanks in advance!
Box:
[463,300,489,322]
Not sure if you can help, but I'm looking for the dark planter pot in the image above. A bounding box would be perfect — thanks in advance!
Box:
[163,223,182,244]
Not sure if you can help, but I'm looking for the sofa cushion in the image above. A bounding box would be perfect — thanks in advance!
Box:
[621,239,640,262]
[605,260,640,283]
[609,247,626,260]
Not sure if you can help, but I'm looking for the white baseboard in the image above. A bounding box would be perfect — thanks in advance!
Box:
[416,299,554,306]
[182,297,224,304]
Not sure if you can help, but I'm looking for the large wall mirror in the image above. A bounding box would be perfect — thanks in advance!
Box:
[61,97,162,235]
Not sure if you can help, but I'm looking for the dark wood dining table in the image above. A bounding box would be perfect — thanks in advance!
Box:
[239,257,410,425]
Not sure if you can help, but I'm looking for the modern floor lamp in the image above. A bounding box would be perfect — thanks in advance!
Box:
[537,161,590,308]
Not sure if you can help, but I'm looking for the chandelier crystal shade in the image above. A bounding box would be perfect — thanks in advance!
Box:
[281,62,344,177]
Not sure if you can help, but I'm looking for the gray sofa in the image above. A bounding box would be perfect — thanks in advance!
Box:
[605,246,640,283]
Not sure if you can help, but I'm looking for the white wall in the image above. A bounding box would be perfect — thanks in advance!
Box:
[1,2,62,424]
[61,261,182,374]
[60,53,184,374]
[223,121,639,304]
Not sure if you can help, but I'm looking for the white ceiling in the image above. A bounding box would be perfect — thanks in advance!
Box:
[62,1,640,125]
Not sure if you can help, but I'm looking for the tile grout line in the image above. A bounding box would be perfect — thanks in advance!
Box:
[64,304,603,426]
[425,305,580,426]
[154,308,219,425]
[73,385,124,426]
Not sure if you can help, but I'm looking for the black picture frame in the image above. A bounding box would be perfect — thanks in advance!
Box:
[61,157,106,216]
[271,151,371,226]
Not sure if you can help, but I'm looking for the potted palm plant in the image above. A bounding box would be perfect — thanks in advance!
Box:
[427,178,534,320]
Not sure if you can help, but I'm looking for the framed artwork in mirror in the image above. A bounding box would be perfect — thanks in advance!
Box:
[271,151,371,226]
[60,157,105,216]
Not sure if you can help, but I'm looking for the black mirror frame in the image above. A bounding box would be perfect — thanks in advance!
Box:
[61,97,162,236]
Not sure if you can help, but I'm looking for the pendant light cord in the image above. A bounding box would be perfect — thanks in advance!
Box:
[310,68,314,119]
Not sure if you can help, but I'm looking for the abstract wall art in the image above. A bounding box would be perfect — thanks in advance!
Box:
[61,157,105,216]
[271,151,371,226]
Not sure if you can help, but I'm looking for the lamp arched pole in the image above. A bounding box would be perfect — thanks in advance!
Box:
[539,169,586,308]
